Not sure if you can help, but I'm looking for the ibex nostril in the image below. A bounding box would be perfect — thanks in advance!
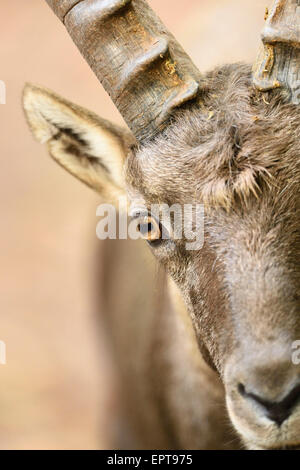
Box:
[238,383,246,397]
[238,383,300,426]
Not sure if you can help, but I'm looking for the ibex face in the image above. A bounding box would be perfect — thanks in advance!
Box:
[126,69,300,449]
[23,0,300,450]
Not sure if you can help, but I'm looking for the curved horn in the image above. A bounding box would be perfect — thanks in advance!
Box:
[253,0,300,104]
[45,0,202,141]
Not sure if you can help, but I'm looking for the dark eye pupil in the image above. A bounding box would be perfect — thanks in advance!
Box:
[138,222,154,235]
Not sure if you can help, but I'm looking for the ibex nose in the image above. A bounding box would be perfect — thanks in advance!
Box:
[238,383,300,426]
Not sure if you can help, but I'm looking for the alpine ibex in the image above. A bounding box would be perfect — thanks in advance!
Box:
[23,0,300,450]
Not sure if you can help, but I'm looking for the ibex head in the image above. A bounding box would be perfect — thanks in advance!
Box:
[23,0,300,449]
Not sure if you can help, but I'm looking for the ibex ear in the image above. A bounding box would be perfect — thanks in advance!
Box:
[23,84,135,203]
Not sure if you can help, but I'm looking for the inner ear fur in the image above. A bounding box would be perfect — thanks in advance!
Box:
[23,83,136,203]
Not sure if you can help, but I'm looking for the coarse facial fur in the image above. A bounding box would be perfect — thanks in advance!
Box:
[23,62,300,449]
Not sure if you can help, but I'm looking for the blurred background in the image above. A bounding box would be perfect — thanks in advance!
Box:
[0,0,267,450]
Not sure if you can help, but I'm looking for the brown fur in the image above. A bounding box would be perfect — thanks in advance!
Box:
[23,62,300,450]
[126,63,300,449]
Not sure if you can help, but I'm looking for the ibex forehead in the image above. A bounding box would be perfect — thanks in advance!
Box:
[127,65,300,209]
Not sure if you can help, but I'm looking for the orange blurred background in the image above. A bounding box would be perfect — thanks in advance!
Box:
[0,0,267,449]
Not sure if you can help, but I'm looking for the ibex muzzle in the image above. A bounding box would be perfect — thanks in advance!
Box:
[23,0,300,450]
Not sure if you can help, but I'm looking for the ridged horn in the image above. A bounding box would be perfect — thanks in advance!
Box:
[253,0,300,104]
[45,0,202,141]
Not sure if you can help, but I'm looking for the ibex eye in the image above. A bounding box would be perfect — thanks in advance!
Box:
[137,216,162,243]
